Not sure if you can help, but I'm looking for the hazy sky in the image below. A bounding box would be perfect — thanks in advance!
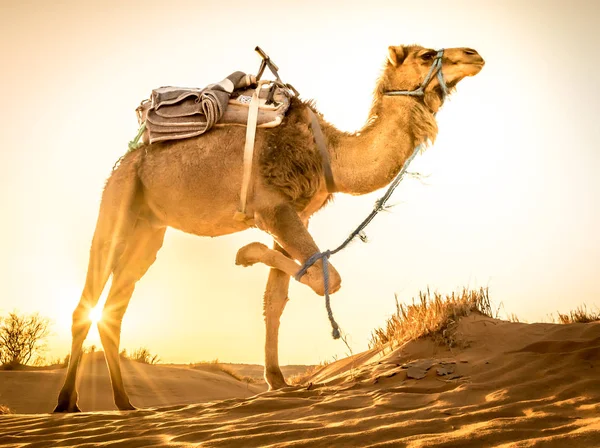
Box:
[1,0,599,365]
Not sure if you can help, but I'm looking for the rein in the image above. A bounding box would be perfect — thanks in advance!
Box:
[307,108,336,193]
[296,49,448,340]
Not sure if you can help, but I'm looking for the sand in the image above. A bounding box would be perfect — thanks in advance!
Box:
[0,353,266,415]
[1,313,599,447]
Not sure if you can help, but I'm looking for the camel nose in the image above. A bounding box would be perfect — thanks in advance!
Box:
[463,48,484,64]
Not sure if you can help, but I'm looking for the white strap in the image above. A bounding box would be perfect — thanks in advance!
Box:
[236,87,261,219]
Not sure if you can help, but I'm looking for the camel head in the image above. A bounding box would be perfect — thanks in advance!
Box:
[384,45,484,108]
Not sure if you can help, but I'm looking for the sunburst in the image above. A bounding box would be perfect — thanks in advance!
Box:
[89,306,103,324]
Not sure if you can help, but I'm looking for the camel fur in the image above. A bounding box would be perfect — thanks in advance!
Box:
[54,45,484,412]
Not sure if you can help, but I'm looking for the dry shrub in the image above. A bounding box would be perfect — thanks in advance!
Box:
[288,364,325,386]
[556,305,600,324]
[507,313,521,323]
[124,347,160,365]
[0,405,11,415]
[369,287,493,350]
[192,359,256,384]
[43,354,70,368]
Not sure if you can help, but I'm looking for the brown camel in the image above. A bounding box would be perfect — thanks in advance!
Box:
[54,45,484,412]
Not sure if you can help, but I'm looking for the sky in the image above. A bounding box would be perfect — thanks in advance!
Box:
[1,0,599,365]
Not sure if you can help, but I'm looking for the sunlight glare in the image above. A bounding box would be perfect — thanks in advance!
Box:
[89,306,103,324]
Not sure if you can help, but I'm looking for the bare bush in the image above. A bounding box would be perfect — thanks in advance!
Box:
[0,405,11,415]
[126,347,160,365]
[82,345,97,354]
[0,312,51,367]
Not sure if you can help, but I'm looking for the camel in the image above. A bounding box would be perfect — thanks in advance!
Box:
[54,45,484,412]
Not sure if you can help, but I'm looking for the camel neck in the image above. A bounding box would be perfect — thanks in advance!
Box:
[325,95,438,195]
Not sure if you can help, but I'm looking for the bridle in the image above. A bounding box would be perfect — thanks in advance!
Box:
[384,49,449,100]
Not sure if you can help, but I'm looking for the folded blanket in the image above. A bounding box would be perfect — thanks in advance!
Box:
[139,71,257,144]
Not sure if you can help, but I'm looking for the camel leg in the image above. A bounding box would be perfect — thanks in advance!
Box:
[247,204,342,296]
[53,253,114,413]
[237,243,301,278]
[262,243,291,390]
[236,242,332,294]
[54,168,140,413]
[98,220,166,411]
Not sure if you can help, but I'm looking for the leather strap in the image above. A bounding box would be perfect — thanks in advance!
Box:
[234,86,261,221]
[306,108,335,193]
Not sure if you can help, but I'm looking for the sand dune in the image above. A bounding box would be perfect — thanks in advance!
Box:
[1,314,600,447]
[0,353,265,414]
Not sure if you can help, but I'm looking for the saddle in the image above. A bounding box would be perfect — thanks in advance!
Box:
[129,47,331,223]
[136,71,292,145]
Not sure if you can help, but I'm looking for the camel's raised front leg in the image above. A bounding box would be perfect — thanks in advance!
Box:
[237,242,335,295]
[240,204,341,295]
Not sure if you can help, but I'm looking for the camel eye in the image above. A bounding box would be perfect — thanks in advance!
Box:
[421,51,436,61]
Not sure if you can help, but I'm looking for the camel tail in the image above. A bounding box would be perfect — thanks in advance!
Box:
[81,151,144,306]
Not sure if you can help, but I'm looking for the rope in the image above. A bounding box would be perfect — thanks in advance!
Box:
[294,250,339,338]
[128,121,146,151]
[296,142,425,340]
[300,49,451,340]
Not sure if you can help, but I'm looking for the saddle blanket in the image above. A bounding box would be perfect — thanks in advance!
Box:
[136,71,291,144]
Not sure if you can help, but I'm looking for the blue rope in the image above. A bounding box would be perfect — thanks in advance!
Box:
[298,48,449,340]
[296,143,425,340]
[294,250,339,338]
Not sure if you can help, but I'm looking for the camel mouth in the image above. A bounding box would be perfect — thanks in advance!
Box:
[467,66,484,76]
[448,56,485,65]
[464,61,485,77]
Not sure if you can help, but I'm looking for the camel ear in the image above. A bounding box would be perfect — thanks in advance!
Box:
[387,46,407,67]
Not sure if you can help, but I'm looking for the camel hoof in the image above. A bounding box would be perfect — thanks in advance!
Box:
[303,266,342,296]
[265,369,288,390]
[268,380,289,391]
[235,242,268,267]
[117,403,137,411]
[267,378,290,391]
[53,402,82,413]
[116,400,137,411]
[330,279,342,294]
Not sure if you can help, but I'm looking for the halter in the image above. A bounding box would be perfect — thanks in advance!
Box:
[384,49,449,99]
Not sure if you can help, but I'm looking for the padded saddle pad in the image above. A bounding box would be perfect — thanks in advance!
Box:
[136,81,291,144]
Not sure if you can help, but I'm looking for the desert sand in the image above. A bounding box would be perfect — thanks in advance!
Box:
[1,313,600,447]
[0,352,268,415]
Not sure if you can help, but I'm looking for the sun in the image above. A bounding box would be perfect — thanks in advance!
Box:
[89,306,103,324]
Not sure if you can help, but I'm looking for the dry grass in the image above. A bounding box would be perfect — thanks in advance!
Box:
[288,362,330,386]
[369,287,493,350]
[121,347,160,365]
[555,305,600,324]
[0,405,11,415]
[192,359,257,384]
[507,313,521,323]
